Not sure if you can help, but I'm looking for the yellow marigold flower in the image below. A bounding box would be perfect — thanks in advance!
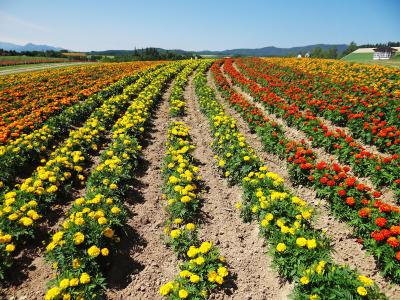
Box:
[215,275,224,285]
[357,286,367,296]
[46,185,58,193]
[69,278,79,287]
[59,278,69,289]
[159,282,174,296]
[296,237,307,247]
[180,270,192,278]
[180,195,191,203]
[235,202,241,209]
[315,260,326,274]
[261,219,269,227]
[170,229,181,239]
[217,266,229,277]
[98,217,107,225]
[75,197,85,205]
[109,183,118,190]
[199,241,212,254]
[46,242,56,252]
[190,274,200,283]
[218,159,225,167]
[276,243,286,253]
[302,210,312,219]
[300,276,310,285]
[358,275,373,286]
[187,246,198,258]
[186,223,196,231]
[243,156,250,161]
[103,228,114,238]
[52,231,64,242]
[87,245,100,257]
[73,232,85,245]
[309,294,319,300]
[2,234,12,243]
[63,294,71,300]
[79,272,91,284]
[5,244,15,252]
[75,217,85,226]
[45,287,60,300]
[8,213,19,221]
[178,289,189,299]
[101,248,109,256]
[72,258,80,269]
[307,239,317,249]
[195,256,205,265]
[208,270,217,282]
[174,218,183,224]
[111,206,121,214]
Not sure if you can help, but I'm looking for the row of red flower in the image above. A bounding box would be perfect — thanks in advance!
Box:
[240,57,400,155]
[211,59,400,283]
[227,58,400,201]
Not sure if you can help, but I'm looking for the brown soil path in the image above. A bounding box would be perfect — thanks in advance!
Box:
[225,63,397,207]
[208,69,400,299]
[183,74,292,299]
[106,82,178,300]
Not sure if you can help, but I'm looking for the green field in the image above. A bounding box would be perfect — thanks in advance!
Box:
[0,55,69,62]
[341,52,400,69]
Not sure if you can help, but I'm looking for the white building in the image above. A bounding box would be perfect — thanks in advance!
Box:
[373,46,397,60]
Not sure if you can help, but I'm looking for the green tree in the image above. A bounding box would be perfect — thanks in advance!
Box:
[342,41,358,57]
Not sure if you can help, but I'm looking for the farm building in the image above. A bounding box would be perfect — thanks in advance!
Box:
[373,46,397,60]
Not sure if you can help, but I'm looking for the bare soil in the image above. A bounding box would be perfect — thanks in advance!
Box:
[183,74,293,299]
[106,82,178,300]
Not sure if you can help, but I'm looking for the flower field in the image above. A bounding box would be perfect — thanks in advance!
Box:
[0,58,399,300]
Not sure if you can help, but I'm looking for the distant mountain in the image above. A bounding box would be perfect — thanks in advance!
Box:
[195,44,349,56]
[0,41,65,52]
[90,44,348,57]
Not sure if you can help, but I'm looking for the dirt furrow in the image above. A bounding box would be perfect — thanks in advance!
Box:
[224,64,397,207]
[207,69,400,298]
[183,74,292,299]
[106,82,178,300]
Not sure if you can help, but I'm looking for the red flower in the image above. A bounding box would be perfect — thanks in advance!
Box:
[359,208,371,218]
[375,217,387,227]
[387,237,399,248]
[346,197,356,206]
[390,226,400,235]
[338,189,347,197]
[381,229,391,238]
[396,251,400,261]
[345,177,356,187]
[332,163,341,173]
[373,200,383,208]
[361,199,370,205]
[371,230,385,241]
[379,204,391,213]
[327,180,336,187]
[308,175,315,181]
[373,191,381,198]
[320,177,328,184]
[356,184,365,191]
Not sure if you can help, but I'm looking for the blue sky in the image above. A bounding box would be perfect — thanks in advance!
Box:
[0,0,399,51]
